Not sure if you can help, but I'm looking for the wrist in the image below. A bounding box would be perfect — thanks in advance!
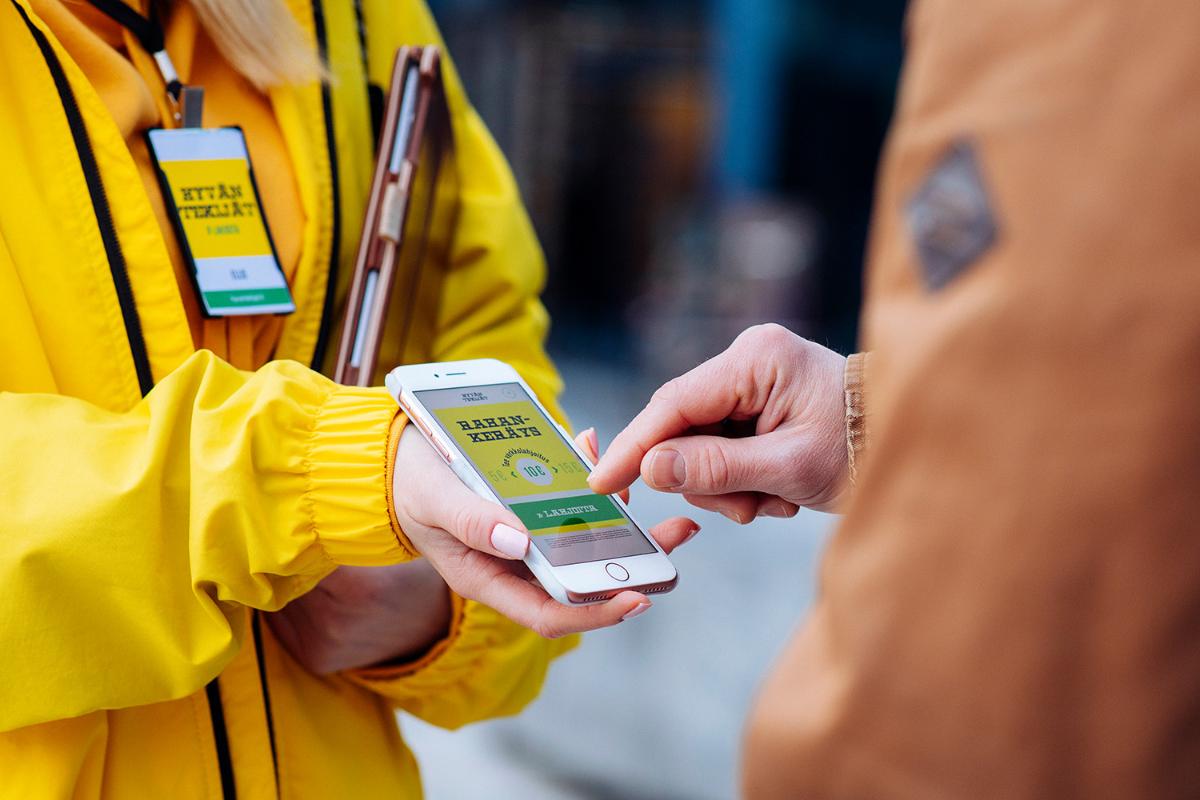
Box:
[795,347,853,512]
[384,414,420,558]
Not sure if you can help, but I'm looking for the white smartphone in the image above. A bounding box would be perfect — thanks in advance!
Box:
[385,358,678,605]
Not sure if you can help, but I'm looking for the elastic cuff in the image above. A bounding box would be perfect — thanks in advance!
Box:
[306,386,415,564]
[844,352,870,486]
[353,591,468,681]
[384,413,420,556]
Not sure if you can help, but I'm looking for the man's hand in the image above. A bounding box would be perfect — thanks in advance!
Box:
[589,324,848,520]
[390,425,698,639]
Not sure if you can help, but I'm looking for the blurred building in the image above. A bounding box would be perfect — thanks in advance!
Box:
[429,0,905,373]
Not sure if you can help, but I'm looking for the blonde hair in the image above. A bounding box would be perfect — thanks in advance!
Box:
[189,0,328,89]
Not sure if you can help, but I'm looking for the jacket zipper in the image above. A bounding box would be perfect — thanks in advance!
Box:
[252,612,281,797]
[308,0,342,372]
[14,3,237,796]
[204,681,238,799]
[12,0,154,397]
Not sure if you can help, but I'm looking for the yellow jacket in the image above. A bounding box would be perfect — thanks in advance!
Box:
[0,0,574,796]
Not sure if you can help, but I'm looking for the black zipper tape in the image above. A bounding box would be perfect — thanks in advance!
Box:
[352,0,386,148]
[205,681,238,799]
[13,0,154,397]
[14,4,241,796]
[252,612,281,797]
[308,0,342,373]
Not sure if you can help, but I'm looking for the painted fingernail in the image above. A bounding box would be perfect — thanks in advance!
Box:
[647,449,685,489]
[490,523,529,558]
[759,500,791,518]
[622,602,651,621]
[585,427,599,457]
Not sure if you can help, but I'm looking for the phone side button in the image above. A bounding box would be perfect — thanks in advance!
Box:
[605,562,630,582]
[412,417,454,462]
[430,435,455,463]
[410,415,433,439]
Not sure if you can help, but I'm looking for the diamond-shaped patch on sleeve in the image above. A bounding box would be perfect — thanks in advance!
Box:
[906,140,999,291]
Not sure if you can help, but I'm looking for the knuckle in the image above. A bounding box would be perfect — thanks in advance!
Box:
[696,446,734,490]
[450,506,484,546]
[439,562,479,600]
[532,619,562,640]
[752,322,792,349]
[651,378,680,406]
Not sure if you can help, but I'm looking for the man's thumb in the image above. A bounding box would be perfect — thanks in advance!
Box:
[640,435,774,496]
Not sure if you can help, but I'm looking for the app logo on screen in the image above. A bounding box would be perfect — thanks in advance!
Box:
[433,400,625,535]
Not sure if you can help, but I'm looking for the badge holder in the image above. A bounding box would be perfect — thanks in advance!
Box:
[85,0,295,318]
[145,125,296,317]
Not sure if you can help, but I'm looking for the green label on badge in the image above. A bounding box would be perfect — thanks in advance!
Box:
[510,494,625,532]
[204,287,294,309]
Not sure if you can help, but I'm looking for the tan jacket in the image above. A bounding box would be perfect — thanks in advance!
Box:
[744,2,1200,797]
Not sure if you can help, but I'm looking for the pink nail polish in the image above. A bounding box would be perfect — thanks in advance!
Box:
[490,523,529,559]
[622,602,651,621]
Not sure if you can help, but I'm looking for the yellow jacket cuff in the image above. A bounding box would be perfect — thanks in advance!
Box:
[345,596,580,729]
[307,386,416,564]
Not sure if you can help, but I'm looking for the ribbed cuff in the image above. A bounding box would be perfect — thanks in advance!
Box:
[844,352,870,486]
[306,386,416,564]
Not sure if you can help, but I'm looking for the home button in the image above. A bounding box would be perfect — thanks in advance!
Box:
[605,562,630,581]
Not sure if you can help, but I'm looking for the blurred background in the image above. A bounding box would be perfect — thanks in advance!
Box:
[408,0,907,796]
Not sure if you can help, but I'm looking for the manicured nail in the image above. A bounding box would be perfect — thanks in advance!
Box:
[585,427,599,458]
[647,449,685,489]
[721,510,745,524]
[622,602,651,621]
[759,500,791,518]
[682,525,701,545]
[490,523,529,558]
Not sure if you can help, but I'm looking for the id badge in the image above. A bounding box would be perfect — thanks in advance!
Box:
[146,127,295,317]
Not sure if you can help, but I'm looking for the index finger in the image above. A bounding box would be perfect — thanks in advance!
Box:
[588,344,754,495]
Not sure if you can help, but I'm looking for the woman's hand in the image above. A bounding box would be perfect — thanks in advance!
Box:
[266,559,452,675]
[390,425,698,639]
[267,426,696,674]
[589,324,848,520]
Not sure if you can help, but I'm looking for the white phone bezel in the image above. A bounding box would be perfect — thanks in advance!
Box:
[385,358,678,605]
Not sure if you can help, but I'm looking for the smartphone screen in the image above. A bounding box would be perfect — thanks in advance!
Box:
[415,382,658,566]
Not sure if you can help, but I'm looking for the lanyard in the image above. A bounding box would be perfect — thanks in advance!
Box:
[84,0,202,125]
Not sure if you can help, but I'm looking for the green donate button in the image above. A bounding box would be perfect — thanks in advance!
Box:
[510,494,624,532]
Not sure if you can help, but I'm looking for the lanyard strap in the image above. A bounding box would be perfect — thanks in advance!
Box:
[85,0,183,102]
